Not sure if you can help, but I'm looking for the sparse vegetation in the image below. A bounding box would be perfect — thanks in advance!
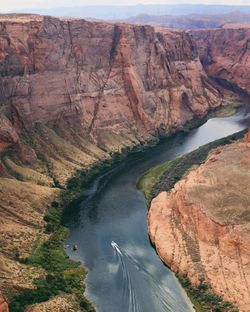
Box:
[138,129,246,312]
[209,96,243,118]
[138,130,246,204]
[11,227,95,312]
[9,101,245,311]
[9,138,158,312]
[178,275,239,312]
[3,157,53,186]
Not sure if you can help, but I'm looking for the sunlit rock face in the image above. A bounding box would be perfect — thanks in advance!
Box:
[0,15,221,156]
[0,293,9,312]
[0,14,223,305]
[191,27,250,95]
[148,138,250,311]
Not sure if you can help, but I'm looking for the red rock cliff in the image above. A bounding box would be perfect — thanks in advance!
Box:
[0,14,223,307]
[191,27,250,94]
[0,293,9,312]
[0,15,221,156]
[148,140,250,311]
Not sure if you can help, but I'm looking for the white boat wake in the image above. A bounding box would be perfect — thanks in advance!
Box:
[110,241,192,312]
[111,241,122,255]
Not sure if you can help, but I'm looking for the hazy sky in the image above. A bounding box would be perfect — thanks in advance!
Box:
[1,0,250,10]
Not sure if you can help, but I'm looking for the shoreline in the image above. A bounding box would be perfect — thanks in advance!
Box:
[139,130,247,312]
[9,96,245,311]
[9,136,159,312]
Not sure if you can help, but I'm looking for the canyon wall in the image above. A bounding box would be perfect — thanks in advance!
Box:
[148,27,250,311]
[0,15,220,156]
[1,14,249,310]
[191,28,250,95]
[0,14,222,308]
[148,134,250,311]
[0,293,9,312]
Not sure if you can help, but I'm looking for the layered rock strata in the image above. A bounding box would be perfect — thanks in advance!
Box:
[1,14,249,310]
[148,134,250,311]
[0,14,222,308]
[0,293,9,312]
[191,28,250,95]
[0,15,220,154]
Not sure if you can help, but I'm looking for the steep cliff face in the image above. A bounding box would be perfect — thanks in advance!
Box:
[0,14,222,306]
[0,293,9,312]
[0,15,220,155]
[148,137,250,311]
[191,28,250,94]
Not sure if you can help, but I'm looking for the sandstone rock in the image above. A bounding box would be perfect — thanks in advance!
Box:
[148,141,250,311]
[0,114,19,153]
[246,127,250,143]
[191,28,250,94]
[0,14,248,311]
[0,161,8,177]
[0,15,221,156]
[0,293,9,312]
[26,294,79,312]
[13,142,37,165]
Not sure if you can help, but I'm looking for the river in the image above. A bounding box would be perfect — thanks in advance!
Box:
[66,108,249,312]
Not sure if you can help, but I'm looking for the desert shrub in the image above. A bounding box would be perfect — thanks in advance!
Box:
[10,227,94,312]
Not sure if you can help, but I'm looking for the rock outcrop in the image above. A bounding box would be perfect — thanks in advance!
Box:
[0,15,220,155]
[148,138,250,311]
[26,294,80,312]
[1,14,249,311]
[191,27,250,95]
[0,293,9,312]
[0,14,222,307]
[247,127,250,142]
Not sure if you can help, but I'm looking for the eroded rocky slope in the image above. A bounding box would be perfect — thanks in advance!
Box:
[0,15,220,152]
[0,293,9,312]
[147,25,250,312]
[1,14,250,311]
[191,28,250,95]
[0,14,222,308]
[148,132,250,311]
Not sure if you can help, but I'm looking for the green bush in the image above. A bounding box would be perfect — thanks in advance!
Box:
[10,227,94,312]
[51,201,59,208]
[178,275,239,312]
[10,132,159,311]
[150,130,246,201]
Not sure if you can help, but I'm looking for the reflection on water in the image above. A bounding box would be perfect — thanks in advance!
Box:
[66,108,249,312]
[111,241,190,312]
